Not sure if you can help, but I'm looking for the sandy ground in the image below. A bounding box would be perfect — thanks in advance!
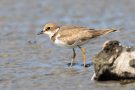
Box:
[0,0,135,90]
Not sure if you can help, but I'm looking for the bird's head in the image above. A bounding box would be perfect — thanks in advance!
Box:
[37,23,60,37]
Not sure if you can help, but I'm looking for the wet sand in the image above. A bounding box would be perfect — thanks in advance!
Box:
[0,0,135,90]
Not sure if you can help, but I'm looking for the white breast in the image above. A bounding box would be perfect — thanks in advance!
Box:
[53,34,66,47]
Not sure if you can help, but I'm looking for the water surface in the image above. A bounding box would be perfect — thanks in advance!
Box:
[0,0,135,90]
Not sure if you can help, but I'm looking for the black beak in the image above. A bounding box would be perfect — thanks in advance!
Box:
[37,31,43,35]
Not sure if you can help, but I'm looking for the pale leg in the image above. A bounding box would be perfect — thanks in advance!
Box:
[78,46,86,67]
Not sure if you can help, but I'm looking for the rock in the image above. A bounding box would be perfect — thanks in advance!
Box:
[92,40,135,81]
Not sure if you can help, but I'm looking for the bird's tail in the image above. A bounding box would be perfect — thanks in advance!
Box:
[91,29,118,37]
[100,29,117,35]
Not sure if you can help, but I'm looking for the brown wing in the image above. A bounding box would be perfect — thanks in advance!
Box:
[58,27,94,45]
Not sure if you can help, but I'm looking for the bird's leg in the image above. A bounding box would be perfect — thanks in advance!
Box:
[70,48,76,67]
[78,46,86,67]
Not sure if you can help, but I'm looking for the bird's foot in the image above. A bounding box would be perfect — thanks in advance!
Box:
[81,63,91,67]
[67,63,76,67]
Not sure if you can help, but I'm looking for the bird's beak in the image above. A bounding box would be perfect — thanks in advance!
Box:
[37,31,44,35]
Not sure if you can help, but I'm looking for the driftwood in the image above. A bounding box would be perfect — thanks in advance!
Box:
[92,40,135,81]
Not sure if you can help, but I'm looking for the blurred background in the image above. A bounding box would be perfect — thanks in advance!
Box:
[0,0,135,90]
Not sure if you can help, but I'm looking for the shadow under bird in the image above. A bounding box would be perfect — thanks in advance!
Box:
[37,23,117,67]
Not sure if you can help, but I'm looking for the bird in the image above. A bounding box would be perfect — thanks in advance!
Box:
[37,23,117,67]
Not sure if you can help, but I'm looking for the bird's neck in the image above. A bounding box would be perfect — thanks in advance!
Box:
[50,28,60,41]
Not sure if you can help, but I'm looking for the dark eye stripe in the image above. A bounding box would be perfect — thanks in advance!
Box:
[46,27,50,31]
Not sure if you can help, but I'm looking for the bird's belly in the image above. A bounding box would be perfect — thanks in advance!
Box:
[54,39,75,48]
[54,38,89,48]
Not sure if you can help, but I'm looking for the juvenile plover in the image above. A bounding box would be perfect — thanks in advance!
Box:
[37,23,117,67]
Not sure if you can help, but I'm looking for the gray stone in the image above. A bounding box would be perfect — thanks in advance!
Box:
[92,40,135,81]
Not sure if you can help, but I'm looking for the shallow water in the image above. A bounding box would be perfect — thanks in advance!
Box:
[0,0,135,90]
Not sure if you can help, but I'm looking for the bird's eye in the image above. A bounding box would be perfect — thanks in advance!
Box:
[46,27,50,31]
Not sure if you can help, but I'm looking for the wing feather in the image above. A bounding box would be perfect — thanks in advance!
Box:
[58,27,93,45]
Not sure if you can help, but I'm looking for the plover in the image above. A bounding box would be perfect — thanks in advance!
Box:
[37,23,117,67]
